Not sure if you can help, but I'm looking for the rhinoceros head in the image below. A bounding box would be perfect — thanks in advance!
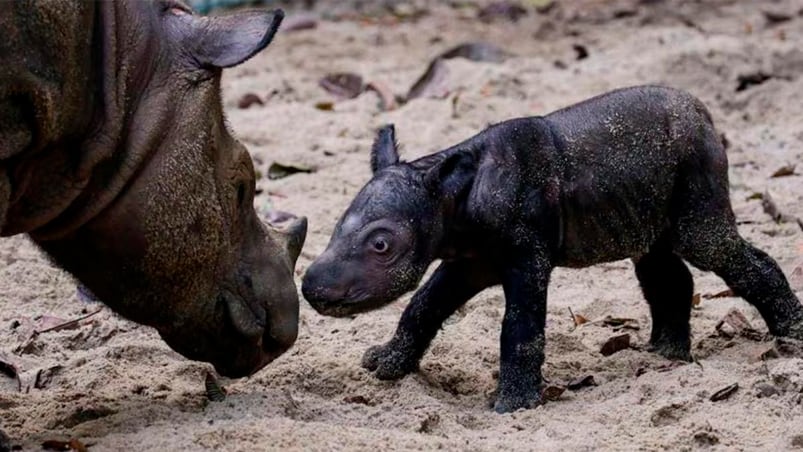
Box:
[21,1,306,377]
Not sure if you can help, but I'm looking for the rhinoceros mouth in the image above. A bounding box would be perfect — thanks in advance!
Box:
[306,288,395,318]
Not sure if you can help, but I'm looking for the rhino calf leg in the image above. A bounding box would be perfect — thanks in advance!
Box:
[494,254,550,413]
[634,244,694,361]
[679,232,803,338]
[362,259,498,380]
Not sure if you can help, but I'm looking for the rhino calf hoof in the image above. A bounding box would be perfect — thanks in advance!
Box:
[494,388,543,414]
[361,343,418,380]
[647,341,693,362]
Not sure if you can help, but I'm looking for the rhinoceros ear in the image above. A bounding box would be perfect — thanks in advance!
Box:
[172,8,284,69]
[424,150,476,197]
[370,125,399,173]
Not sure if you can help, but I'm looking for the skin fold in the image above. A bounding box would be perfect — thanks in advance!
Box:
[303,85,803,413]
[0,0,306,379]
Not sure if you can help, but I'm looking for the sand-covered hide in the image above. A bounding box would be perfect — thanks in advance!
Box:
[2,0,803,450]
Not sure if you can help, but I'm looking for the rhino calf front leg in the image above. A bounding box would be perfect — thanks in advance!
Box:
[363,259,498,379]
[494,254,551,413]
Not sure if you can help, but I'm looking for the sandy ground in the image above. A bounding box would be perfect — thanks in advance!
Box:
[2,0,803,450]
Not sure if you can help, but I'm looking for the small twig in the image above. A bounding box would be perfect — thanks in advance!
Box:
[568,307,576,330]
[35,308,102,335]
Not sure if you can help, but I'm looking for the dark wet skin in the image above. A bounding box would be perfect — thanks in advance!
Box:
[303,85,803,413]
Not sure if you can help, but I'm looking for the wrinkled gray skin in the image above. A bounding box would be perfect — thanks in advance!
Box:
[303,86,803,413]
[0,1,307,380]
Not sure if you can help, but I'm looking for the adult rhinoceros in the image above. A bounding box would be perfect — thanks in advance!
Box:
[0,0,306,378]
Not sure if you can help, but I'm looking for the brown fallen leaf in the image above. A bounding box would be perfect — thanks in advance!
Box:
[42,438,88,452]
[34,308,103,335]
[600,333,631,356]
[343,395,374,405]
[715,308,765,341]
[267,162,315,180]
[763,10,793,24]
[406,58,451,101]
[602,316,640,331]
[770,164,796,178]
[314,101,334,111]
[692,293,702,307]
[709,383,738,402]
[542,385,566,401]
[237,92,263,109]
[702,289,735,299]
[365,81,398,111]
[319,73,365,100]
[205,372,226,402]
[567,307,587,328]
[749,345,780,363]
[439,42,507,63]
[567,375,596,390]
[406,42,507,101]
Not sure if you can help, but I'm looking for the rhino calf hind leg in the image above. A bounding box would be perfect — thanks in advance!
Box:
[677,231,803,338]
[634,244,694,361]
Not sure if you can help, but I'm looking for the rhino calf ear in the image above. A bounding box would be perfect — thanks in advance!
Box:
[370,124,400,173]
[178,9,284,69]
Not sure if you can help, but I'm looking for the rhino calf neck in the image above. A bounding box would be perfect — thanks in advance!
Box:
[302,85,803,413]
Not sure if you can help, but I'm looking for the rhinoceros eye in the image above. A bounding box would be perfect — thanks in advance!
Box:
[372,237,390,254]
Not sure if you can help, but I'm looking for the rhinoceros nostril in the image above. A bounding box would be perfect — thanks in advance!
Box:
[221,291,264,339]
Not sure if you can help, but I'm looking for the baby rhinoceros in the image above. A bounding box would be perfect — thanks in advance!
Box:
[302,85,803,413]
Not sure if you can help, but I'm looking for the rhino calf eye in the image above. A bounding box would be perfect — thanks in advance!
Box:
[373,238,389,253]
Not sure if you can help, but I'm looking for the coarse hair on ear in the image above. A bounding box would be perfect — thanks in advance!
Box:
[167,6,284,69]
[370,124,400,173]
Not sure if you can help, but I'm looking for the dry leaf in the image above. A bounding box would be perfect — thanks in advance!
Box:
[602,316,640,331]
[567,375,596,390]
[205,372,226,402]
[692,293,702,307]
[702,289,735,299]
[267,162,315,180]
[715,309,765,341]
[237,92,263,109]
[749,345,780,363]
[542,385,566,401]
[406,42,507,101]
[600,333,631,356]
[365,81,398,111]
[709,383,738,402]
[770,164,795,178]
[42,439,88,452]
[314,101,334,111]
[319,73,365,100]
